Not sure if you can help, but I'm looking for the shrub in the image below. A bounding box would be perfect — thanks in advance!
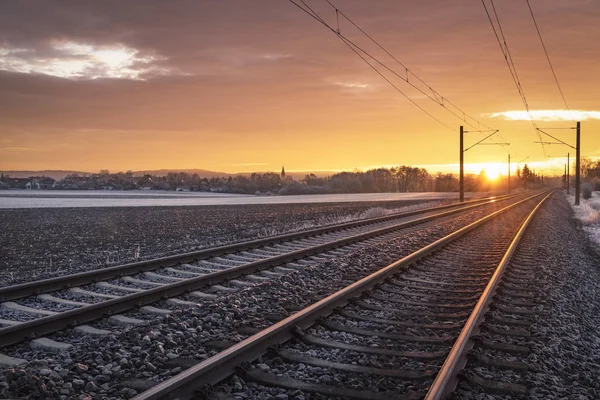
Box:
[582,186,592,200]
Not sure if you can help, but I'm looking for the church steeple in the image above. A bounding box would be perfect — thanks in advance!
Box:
[281,166,286,179]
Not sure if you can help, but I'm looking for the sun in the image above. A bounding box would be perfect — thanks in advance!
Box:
[482,163,503,180]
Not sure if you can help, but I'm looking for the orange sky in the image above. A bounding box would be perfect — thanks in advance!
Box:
[0,0,598,177]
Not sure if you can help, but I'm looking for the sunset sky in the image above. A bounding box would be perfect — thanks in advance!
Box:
[1,0,598,177]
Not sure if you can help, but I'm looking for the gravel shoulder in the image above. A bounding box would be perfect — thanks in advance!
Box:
[525,192,600,399]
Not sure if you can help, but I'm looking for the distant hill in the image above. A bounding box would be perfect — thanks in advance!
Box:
[135,169,232,178]
[0,170,91,180]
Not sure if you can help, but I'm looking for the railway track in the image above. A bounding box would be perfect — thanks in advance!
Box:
[438,221,549,399]
[131,190,554,400]
[0,193,524,349]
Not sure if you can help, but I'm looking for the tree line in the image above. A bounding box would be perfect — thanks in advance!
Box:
[4,164,539,194]
[53,166,507,194]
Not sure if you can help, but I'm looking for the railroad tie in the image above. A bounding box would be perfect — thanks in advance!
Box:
[37,294,90,307]
[96,282,143,293]
[164,267,203,277]
[143,272,184,282]
[1,301,57,316]
[30,338,72,353]
[243,368,418,400]
[465,373,528,396]
[121,276,164,287]
[73,325,112,337]
[108,315,148,326]
[139,306,173,315]
[69,287,121,299]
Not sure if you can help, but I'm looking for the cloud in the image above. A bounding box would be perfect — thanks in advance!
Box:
[261,53,293,61]
[0,41,168,80]
[333,81,370,89]
[489,110,600,121]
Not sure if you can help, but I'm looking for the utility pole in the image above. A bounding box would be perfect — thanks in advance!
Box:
[535,122,580,205]
[460,126,464,202]
[507,154,511,194]
[575,121,581,206]
[567,153,570,195]
[459,126,505,202]
[564,164,567,190]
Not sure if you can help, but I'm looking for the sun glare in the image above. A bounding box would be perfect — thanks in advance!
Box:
[482,163,503,181]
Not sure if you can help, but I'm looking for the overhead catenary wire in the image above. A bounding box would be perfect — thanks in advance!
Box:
[525,0,573,122]
[481,0,546,157]
[337,35,458,131]
[325,0,513,149]
[324,0,498,135]
[289,0,455,131]
[289,0,508,147]
[546,155,570,176]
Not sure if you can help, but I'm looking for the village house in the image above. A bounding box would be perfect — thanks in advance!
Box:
[25,177,56,190]
[1,177,30,189]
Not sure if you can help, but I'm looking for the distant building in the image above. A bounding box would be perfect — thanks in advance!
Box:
[3,177,31,189]
[25,177,56,190]
[281,166,285,179]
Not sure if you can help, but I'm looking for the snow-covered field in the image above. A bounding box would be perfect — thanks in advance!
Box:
[567,190,600,245]
[0,190,485,209]
[0,190,246,198]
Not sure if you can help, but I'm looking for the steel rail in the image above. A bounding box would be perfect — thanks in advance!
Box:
[0,193,517,302]
[0,193,526,348]
[424,189,555,400]
[132,190,550,400]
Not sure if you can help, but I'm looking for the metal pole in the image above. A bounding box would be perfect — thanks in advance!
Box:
[567,152,570,195]
[507,154,510,194]
[460,126,464,202]
[575,121,581,206]
[564,164,567,190]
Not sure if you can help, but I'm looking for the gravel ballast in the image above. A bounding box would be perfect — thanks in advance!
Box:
[452,191,600,399]
[4,192,598,400]
[0,202,511,399]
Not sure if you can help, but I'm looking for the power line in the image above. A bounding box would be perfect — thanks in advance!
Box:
[288,0,455,130]
[338,30,457,131]
[525,0,573,121]
[324,1,496,134]
[481,0,546,157]
[326,0,514,149]
[289,0,506,141]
